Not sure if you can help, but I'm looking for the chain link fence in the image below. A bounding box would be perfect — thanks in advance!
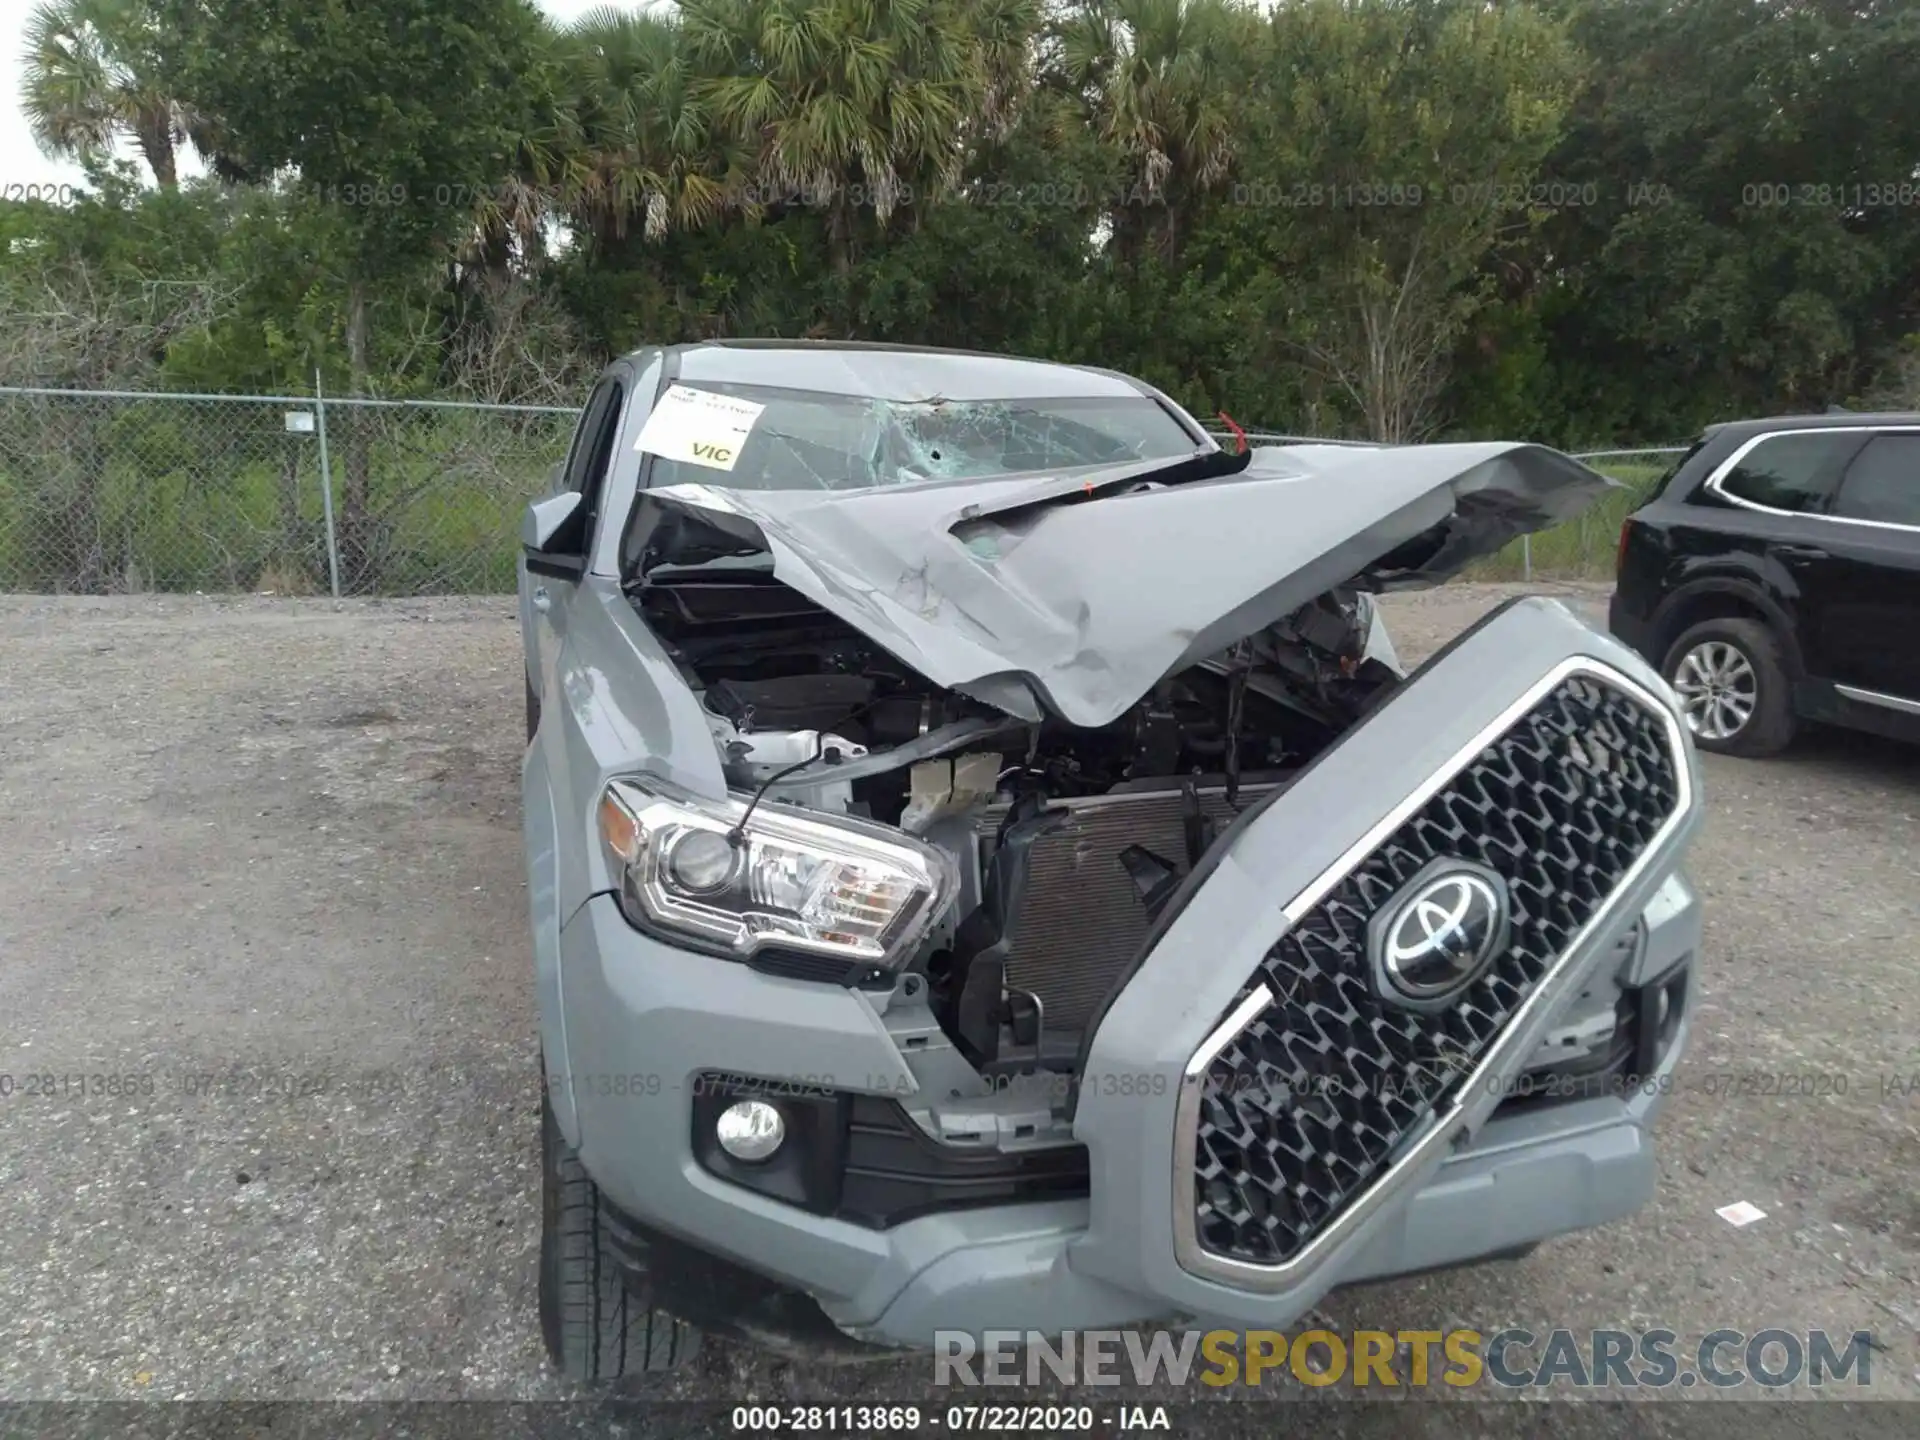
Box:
[0,385,1684,595]
[0,386,575,596]
[1477,448,1689,582]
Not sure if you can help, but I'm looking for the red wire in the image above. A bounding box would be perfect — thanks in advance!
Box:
[1217,411,1248,454]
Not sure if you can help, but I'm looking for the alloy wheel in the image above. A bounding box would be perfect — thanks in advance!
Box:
[1671,640,1758,741]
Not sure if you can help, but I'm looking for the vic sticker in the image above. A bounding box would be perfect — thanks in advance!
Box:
[634,384,766,473]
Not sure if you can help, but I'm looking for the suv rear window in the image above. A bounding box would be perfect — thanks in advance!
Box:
[1831,433,1920,526]
[1646,437,1706,502]
[1714,432,1864,512]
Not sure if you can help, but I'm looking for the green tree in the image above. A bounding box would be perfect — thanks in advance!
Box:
[155,0,549,583]
[557,6,740,252]
[155,0,547,386]
[1217,0,1582,440]
[461,16,582,289]
[681,0,1040,281]
[1530,0,1920,439]
[21,0,219,188]
[1053,0,1252,268]
[851,87,1117,349]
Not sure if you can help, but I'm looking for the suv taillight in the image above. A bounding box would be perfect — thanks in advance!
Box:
[1616,518,1634,573]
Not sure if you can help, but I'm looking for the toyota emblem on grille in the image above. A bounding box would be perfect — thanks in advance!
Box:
[1370,863,1510,1008]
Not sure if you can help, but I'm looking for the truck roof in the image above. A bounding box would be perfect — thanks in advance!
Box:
[640,338,1155,404]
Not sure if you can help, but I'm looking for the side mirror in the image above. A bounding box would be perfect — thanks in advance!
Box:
[522,490,584,554]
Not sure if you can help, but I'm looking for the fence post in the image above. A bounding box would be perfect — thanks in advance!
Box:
[312,369,343,598]
[1521,533,1532,583]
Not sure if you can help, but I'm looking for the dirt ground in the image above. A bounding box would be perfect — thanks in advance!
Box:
[1,582,1915,1437]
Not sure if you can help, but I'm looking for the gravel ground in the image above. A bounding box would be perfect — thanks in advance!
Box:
[1,582,1915,1437]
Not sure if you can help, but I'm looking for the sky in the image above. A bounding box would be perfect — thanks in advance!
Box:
[0,0,618,194]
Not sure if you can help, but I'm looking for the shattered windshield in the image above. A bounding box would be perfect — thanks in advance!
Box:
[642,382,1201,491]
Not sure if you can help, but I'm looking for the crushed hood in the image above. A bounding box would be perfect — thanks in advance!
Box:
[640,441,1616,728]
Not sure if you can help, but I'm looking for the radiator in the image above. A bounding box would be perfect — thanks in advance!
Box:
[972,784,1280,1032]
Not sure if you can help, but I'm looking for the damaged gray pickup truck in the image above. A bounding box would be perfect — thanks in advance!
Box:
[517,340,1704,1379]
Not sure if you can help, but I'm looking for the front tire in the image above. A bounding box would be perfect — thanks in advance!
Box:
[1661,617,1796,757]
[539,1088,699,1381]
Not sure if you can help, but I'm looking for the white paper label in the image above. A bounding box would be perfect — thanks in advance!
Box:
[634,384,765,472]
[284,411,315,433]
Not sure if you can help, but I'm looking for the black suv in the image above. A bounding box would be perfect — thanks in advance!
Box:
[1610,412,1920,756]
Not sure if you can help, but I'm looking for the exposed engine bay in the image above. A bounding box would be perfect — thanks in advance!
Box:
[636,566,1404,1092]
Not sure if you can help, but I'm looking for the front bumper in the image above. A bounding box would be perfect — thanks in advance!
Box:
[553,598,1703,1349]
[864,1048,1689,1342]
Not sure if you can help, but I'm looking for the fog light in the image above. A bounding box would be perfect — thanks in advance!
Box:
[715,1099,785,1162]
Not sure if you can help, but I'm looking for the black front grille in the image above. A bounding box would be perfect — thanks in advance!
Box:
[1191,672,1681,1268]
[691,1074,1089,1228]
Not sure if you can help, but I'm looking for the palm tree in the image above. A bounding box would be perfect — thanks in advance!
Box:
[967,0,1048,149]
[556,6,742,253]
[681,0,1035,277]
[21,0,216,189]
[460,18,587,286]
[1054,0,1245,267]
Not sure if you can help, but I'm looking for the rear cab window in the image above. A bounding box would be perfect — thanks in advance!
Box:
[1707,431,1866,514]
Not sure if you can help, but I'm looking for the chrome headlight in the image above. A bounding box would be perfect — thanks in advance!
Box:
[596,777,956,967]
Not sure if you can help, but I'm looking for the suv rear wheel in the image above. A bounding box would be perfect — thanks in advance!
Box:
[1660,618,1796,756]
[539,1084,700,1380]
